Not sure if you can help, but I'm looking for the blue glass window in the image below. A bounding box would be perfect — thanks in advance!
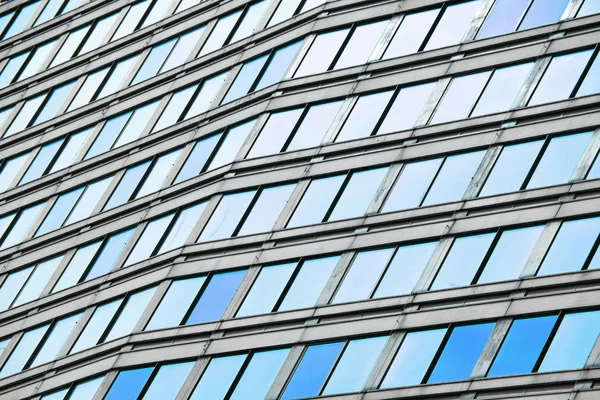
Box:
[185,270,246,324]
[190,355,246,400]
[104,367,153,400]
[577,53,600,97]
[519,0,569,31]
[229,349,290,399]
[328,167,388,221]
[174,134,221,183]
[477,0,530,39]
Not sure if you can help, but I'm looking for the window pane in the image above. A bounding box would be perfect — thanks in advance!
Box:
[35,0,62,25]
[142,362,194,400]
[185,72,230,119]
[80,13,119,54]
[229,349,290,400]
[20,40,58,80]
[539,311,600,372]
[335,91,393,142]
[146,277,205,330]
[112,0,152,41]
[2,203,45,249]
[333,249,394,304]
[323,336,387,395]
[199,191,255,241]
[199,11,243,56]
[0,52,29,88]
[105,368,153,400]
[5,94,47,137]
[529,50,594,106]
[577,53,600,97]
[4,1,41,39]
[238,184,295,236]
[13,256,62,307]
[431,233,495,290]
[105,286,157,341]
[159,202,207,253]
[579,0,600,16]
[381,329,446,388]
[287,101,343,151]
[189,355,246,400]
[0,324,49,378]
[528,132,592,188]
[374,242,437,298]
[237,262,296,317]
[223,56,268,104]
[153,85,197,132]
[335,20,387,69]
[377,83,435,134]
[295,29,349,77]
[125,213,175,266]
[209,120,255,168]
[141,0,170,27]
[387,161,443,213]
[282,342,344,399]
[174,134,221,183]
[248,109,303,158]
[423,151,485,206]
[114,100,160,148]
[53,241,101,292]
[67,376,104,400]
[488,316,557,377]
[135,149,182,198]
[65,177,112,225]
[162,27,206,72]
[186,270,246,324]
[269,0,302,26]
[478,225,544,283]
[287,175,345,227]
[31,313,83,367]
[0,153,29,192]
[329,167,387,221]
[68,68,109,111]
[231,0,270,43]
[472,63,533,116]
[431,71,491,124]
[255,40,302,90]
[424,0,481,51]
[480,140,544,196]
[50,25,90,67]
[85,228,135,280]
[104,162,151,210]
[0,267,33,311]
[20,139,63,185]
[132,39,177,85]
[36,188,84,237]
[71,298,123,353]
[85,112,132,159]
[384,9,439,59]
[36,82,76,124]
[477,0,530,39]
[279,256,339,311]
[519,0,569,30]
[428,323,495,383]
[98,55,139,99]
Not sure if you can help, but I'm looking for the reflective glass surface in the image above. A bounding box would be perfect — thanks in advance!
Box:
[329,167,387,221]
[431,71,491,124]
[255,40,302,90]
[229,349,290,400]
[159,202,207,253]
[223,55,268,104]
[519,0,569,30]
[336,91,393,142]
[146,277,206,330]
[377,83,435,134]
[125,213,174,266]
[199,191,255,241]
[384,9,439,59]
[31,313,82,367]
[186,270,246,324]
[104,367,153,400]
[199,11,243,56]
[174,134,221,183]
[577,54,600,96]
[70,298,122,353]
[189,355,246,400]
[237,263,296,316]
[476,0,530,39]
[472,63,533,116]
[105,286,156,341]
[209,120,256,168]
[104,162,151,210]
[85,228,135,280]
[287,175,345,227]
[142,362,194,400]
[424,0,481,50]
[295,29,349,77]
[238,184,295,236]
[334,20,387,69]
[279,256,339,311]
[249,109,303,158]
[287,101,343,151]
[20,139,63,185]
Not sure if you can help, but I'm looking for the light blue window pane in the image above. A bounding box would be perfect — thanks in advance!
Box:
[68,68,110,111]
[35,0,63,25]
[0,12,15,38]
[282,342,344,399]
[279,256,339,311]
[112,0,152,41]
[174,134,221,183]
[0,106,14,134]
[186,270,246,324]
[4,1,42,39]
[50,25,90,67]
[295,29,349,77]
[159,202,207,253]
[323,336,387,395]
[35,81,76,124]
[381,328,446,388]
[520,0,569,30]
[161,27,206,72]
[230,0,270,43]
[538,217,600,276]
[0,153,30,192]
[115,100,160,148]
[31,313,83,367]
[300,0,326,12]
[176,0,201,13]
[431,233,495,290]
[85,112,132,159]
[255,40,302,90]
[223,55,268,104]
[529,50,594,106]
[13,256,62,307]
[199,190,255,241]
[156,82,192,127]
[36,187,84,237]
[85,228,135,280]
[333,249,394,304]
[0,52,29,88]
[68,376,104,400]
[577,54,600,96]
[528,132,592,188]
[0,213,16,243]
[478,225,544,283]
[2,202,45,249]
[19,39,58,80]
[105,286,156,341]
[384,9,438,59]
[0,267,33,311]
[269,0,302,27]
[238,184,295,236]
[477,0,530,39]
[65,177,112,225]
[424,0,481,50]
[472,63,533,116]
[80,13,119,54]
[70,298,123,353]
[237,262,296,317]
[480,140,544,196]
[374,242,437,298]
[141,0,170,27]
[61,0,85,14]
[431,71,491,124]
[579,0,600,16]
[104,161,150,210]
[132,39,177,85]
[142,362,195,400]
[0,324,49,378]
[488,316,557,377]
[428,323,495,383]
[146,277,205,330]
[287,175,345,227]
[20,139,63,185]
[104,367,153,400]
[248,109,303,158]
[199,11,243,56]
[336,91,394,142]
[335,20,387,69]
[287,101,343,151]
[135,149,183,198]
[189,355,247,400]
[423,151,485,206]
[5,93,47,137]
[540,311,600,372]
[230,349,289,400]
[329,167,387,221]
[98,55,139,99]
[377,83,435,134]
[51,128,93,173]
[125,213,175,266]
[41,388,68,400]
[209,119,256,168]
[185,72,229,119]
[53,241,101,292]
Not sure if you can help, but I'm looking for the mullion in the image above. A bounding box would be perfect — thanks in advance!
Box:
[570,46,600,98]
[532,312,564,372]
[181,274,211,325]
[73,19,100,58]
[134,363,160,400]
[368,245,400,299]
[471,228,502,285]
[318,340,350,395]
[519,136,551,189]
[223,352,254,400]
[418,4,446,52]
[327,25,355,71]
[322,173,352,222]
[280,105,310,152]
[514,0,537,32]
[231,188,262,237]
[272,260,303,312]
[418,157,446,207]
[421,325,453,383]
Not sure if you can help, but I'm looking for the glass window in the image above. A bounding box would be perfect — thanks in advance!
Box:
[12,256,63,307]
[577,53,600,97]
[185,72,230,119]
[112,0,152,41]
[335,91,393,142]
[141,0,171,27]
[104,162,151,210]
[209,120,256,168]
[125,213,175,266]
[0,153,29,192]
[287,175,345,227]
[222,56,268,104]
[424,0,481,51]
[519,0,569,31]
[68,68,110,111]
[529,50,594,106]
[476,0,530,39]
[381,328,446,388]
[0,324,49,378]
[0,52,29,88]
[85,113,132,160]
[5,93,47,137]
[135,149,182,198]
[70,298,123,353]
[42,376,104,400]
[237,184,295,236]
[377,83,435,134]
[146,277,206,330]
[269,0,302,26]
[50,25,90,67]
[98,55,139,99]
[31,313,83,367]
[85,228,135,280]
[189,355,246,400]
[104,367,153,400]
[104,286,157,341]
[62,0,85,14]
[578,0,600,16]
[20,39,58,80]
[185,270,246,324]
[248,109,303,158]
[4,1,42,39]
[431,71,491,124]
[132,39,177,85]
[65,177,112,225]
[323,336,388,395]
[255,40,302,90]
[279,256,339,311]
[2,202,45,249]
[174,134,221,183]
[114,100,160,148]
[158,202,207,253]
[294,29,349,77]
[231,0,270,43]
[35,81,76,125]
[229,349,290,400]
[335,20,387,69]
[237,263,296,317]
[80,13,119,54]
[52,241,101,292]
[198,190,255,241]
[36,188,84,237]
[428,323,495,383]
[161,28,205,73]
[0,267,33,311]
[423,151,485,206]
[142,362,195,400]
[384,9,439,59]
[472,63,533,116]
[199,11,243,56]
[329,167,388,221]
[20,139,63,185]
[35,0,63,26]
[488,316,557,377]
[287,101,343,151]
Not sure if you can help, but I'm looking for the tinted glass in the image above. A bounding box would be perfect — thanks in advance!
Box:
[85,112,132,159]
[577,54,600,97]
[0,53,28,88]
[36,188,83,236]
[377,83,435,134]
[209,120,256,168]
[287,174,345,227]
[329,167,387,221]
[146,277,206,330]
[125,213,174,266]
[287,101,343,151]
[114,100,160,148]
[519,0,569,30]
[230,349,290,400]
[384,9,439,59]
[12,257,62,307]
[135,149,182,198]
[199,191,255,241]
[189,355,246,400]
[295,29,348,77]
[20,139,63,185]
[237,263,296,317]
[431,71,491,124]
[5,94,46,137]
[223,56,268,104]
[0,324,48,378]
[159,202,207,253]
[53,241,101,292]
[2,203,45,249]
[472,63,533,116]
[186,270,246,324]
[31,313,82,367]
[70,298,122,353]
[199,11,242,56]
[105,286,156,341]
[20,40,58,80]
[0,153,28,192]
[334,20,387,69]
[85,228,135,280]
[0,267,32,311]
[477,0,530,39]
[104,368,153,400]
[248,109,303,158]
[142,362,194,400]
[336,91,393,142]
[424,0,481,50]
[4,1,41,39]
[174,134,221,183]
[238,184,295,236]
[65,177,112,225]
[255,40,302,90]
[279,256,339,311]
[132,39,177,85]
[104,162,151,210]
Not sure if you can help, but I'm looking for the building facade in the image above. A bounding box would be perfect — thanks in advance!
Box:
[0,0,599,399]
